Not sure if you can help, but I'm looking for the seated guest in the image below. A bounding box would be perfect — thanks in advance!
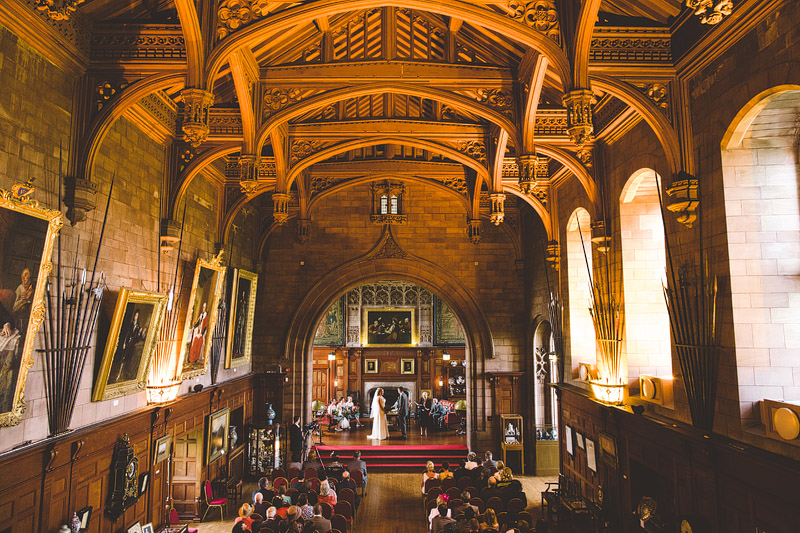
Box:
[301,522,318,533]
[451,491,478,517]
[325,452,346,481]
[254,477,273,502]
[501,511,520,533]
[500,478,527,508]
[251,519,263,533]
[480,478,502,503]
[263,507,279,533]
[431,503,456,533]
[231,523,248,533]
[291,471,306,491]
[307,504,332,533]
[466,518,481,533]
[439,461,454,480]
[428,495,452,526]
[279,505,302,533]
[338,470,361,510]
[481,452,497,476]
[453,459,470,480]
[422,460,439,494]
[296,492,313,521]
[496,467,513,490]
[318,479,337,506]
[278,485,292,505]
[348,450,367,487]
[464,453,479,470]
[254,493,269,517]
[273,496,289,519]
[456,507,477,531]
[235,504,255,529]
[307,491,319,506]
[480,509,499,532]
[431,399,447,429]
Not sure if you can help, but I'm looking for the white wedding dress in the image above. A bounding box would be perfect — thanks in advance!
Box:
[368,394,389,440]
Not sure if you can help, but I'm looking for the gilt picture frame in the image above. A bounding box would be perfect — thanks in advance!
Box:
[225,268,257,369]
[364,359,378,374]
[92,288,167,401]
[0,182,62,427]
[401,358,415,374]
[363,307,415,346]
[207,407,230,465]
[178,252,226,379]
[154,434,171,464]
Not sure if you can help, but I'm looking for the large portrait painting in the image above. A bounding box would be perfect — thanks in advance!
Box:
[363,307,415,346]
[225,268,257,369]
[0,182,62,427]
[313,296,344,346]
[93,288,167,401]
[206,407,230,465]
[178,252,226,379]
[434,296,465,345]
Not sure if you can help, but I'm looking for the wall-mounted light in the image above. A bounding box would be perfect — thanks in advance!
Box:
[442,349,450,361]
[438,379,444,387]
[328,350,336,361]
[334,379,338,387]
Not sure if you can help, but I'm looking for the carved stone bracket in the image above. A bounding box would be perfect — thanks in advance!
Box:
[475,88,514,118]
[666,175,699,228]
[546,240,560,270]
[562,89,594,148]
[467,218,482,244]
[66,177,97,225]
[238,154,259,194]
[160,218,182,253]
[635,82,671,119]
[290,140,322,164]
[591,220,611,253]
[489,193,505,226]
[35,0,84,21]
[457,140,487,165]
[297,218,310,244]
[217,0,272,40]
[273,192,291,224]
[517,154,549,194]
[181,88,214,147]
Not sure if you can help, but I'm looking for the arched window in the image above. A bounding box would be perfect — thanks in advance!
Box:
[566,208,596,375]
[620,169,671,386]
[380,194,389,214]
[390,194,398,214]
[721,88,800,422]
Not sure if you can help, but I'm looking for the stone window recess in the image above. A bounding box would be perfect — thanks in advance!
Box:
[371,182,407,224]
[566,208,596,376]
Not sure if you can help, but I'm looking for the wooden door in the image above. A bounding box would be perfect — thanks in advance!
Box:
[172,430,201,519]
[312,366,328,403]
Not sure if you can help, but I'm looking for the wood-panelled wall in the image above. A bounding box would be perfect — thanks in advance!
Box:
[0,374,256,533]
[559,385,800,533]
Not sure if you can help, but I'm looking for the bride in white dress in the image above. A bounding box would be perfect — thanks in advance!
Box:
[367,388,389,440]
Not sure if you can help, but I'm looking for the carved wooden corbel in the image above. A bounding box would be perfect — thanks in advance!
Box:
[489,193,506,225]
[65,177,98,225]
[666,173,700,228]
[562,89,594,148]
[273,192,291,224]
[467,218,482,244]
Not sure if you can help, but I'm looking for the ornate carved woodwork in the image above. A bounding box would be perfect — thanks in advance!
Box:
[489,192,506,225]
[272,192,291,224]
[468,218,482,244]
[90,24,186,64]
[180,88,214,147]
[589,27,672,64]
[504,0,561,45]
[562,89,594,148]
[666,176,700,228]
[517,154,549,194]
[238,154,259,193]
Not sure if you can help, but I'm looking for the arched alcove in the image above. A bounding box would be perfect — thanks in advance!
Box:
[566,208,596,376]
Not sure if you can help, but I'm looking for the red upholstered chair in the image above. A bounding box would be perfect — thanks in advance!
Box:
[310,477,321,491]
[201,481,227,521]
[486,496,504,514]
[457,477,472,490]
[331,514,348,533]
[271,468,286,480]
[338,488,356,515]
[286,488,299,504]
[288,467,301,480]
[423,478,440,495]
[334,501,353,530]
[328,478,338,490]
[507,498,525,514]
[320,502,334,519]
[273,477,288,491]
[349,469,366,496]
[168,509,198,533]
[289,477,300,486]
[446,487,461,500]
[441,478,457,491]
[305,467,319,479]
[470,497,485,513]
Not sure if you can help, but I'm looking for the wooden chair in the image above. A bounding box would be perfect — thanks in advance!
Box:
[425,498,437,517]
[338,487,356,515]
[271,468,286,480]
[507,498,525,514]
[448,498,463,511]
[334,500,353,530]
[287,467,301,480]
[441,478,457,491]
[320,502,334,519]
[286,488,299,504]
[425,487,442,502]
[469,497,485,513]
[201,481,227,521]
[349,469,366,496]
[331,514,348,533]
[273,477,288,492]
[168,509,198,533]
[446,487,461,500]
[519,511,533,527]
[457,476,472,490]
[497,511,508,528]
[423,477,441,495]
[305,467,319,479]
[486,496,504,514]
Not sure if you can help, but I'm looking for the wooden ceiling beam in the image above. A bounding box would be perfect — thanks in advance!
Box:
[229,47,259,153]
[290,119,487,139]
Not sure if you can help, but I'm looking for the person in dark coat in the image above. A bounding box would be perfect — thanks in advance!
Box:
[418,391,433,436]
[396,387,409,439]
[289,416,303,463]
[338,470,361,509]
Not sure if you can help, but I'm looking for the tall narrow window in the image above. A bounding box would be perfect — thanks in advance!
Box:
[566,208,596,375]
[390,195,398,214]
[380,195,389,214]
[371,182,407,224]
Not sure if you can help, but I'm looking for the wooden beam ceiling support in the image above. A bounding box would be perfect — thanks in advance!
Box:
[229,47,260,153]
[520,52,549,152]
[174,0,205,87]
[290,120,487,140]
[573,0,604,89]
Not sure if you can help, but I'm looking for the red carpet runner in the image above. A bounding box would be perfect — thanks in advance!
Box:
[315,444,468,472]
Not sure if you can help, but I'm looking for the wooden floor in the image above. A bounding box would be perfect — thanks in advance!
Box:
[193,472,556,533]
[316,419,467,447]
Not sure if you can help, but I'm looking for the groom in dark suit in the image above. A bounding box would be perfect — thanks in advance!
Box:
[396,387,409,439]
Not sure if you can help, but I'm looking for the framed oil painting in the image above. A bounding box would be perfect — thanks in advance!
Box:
[154,434,171,464]
[178,252,226,379]
[207,407,230,465]
[93,288,167,401]
[434,296,465,345]
[225,268,257,369]
[0,182,62,427]
[401,358,415,374]
[364,359,378,374]
[363,307,415,346]
[313,296,344,346]
[598,431,618,469]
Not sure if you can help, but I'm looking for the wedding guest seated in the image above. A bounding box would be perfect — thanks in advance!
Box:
[263,507,279,532]
[307,491,319,506]
[451,491,478,517]
[456,507,477,531]
[431,399,447,429]
[254,493,270,517]
[234,504,255,530]
[338,470,361,510]
[325,453,346,481]
[466,518,480,533]
[254,477,273,502]
[439,461,454,480]
[481,452,497,475]
[291,471,306,491]
[495,467,513,490]
[480,509,499,532]
[297,492,314,520]
[348,450,368,487]
[428,495,452,526]
[278,485,293,505]
[500,478,527,508]
[422,460,439,494]
[464,453,479,470]
[232,523,248,533]
[318,479,337,506]
[480,478,502,503]
[279,505,302,533]
[431,503,456,533]
[307,504,332,533]
[453,460,470,481]
[273,496,289,519]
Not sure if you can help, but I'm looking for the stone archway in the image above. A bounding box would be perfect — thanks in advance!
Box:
[283,252,496,452]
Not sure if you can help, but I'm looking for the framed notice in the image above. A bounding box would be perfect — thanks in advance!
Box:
[565,425,573,455]
[586,438,597,472]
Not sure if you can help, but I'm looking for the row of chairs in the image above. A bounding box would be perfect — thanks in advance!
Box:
[425,489,527,516]
[271,468,366,496]
[422,475,481,494]
[251,494,356,533]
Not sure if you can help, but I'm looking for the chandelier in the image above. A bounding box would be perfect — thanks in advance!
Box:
[36,0,84,21]
[685,0,733,25]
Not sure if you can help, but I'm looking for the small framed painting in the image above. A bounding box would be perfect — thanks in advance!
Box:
[565,425,574,455]
[576,432,585,450]
[421,389,432,399]
[138,472,150,496]
[76,506,92,531]
[586,438,597,472]
[364,359,378,374]
[154,434,171,464]
[400,358,415,374]
[127,522,143,533]
[142,524,154,533]
[598,432,618,469]
[207,407,230,465]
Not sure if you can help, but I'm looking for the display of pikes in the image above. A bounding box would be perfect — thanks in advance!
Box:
[656,176,719,432]
[541,245,564,383]
[40,153,111,436]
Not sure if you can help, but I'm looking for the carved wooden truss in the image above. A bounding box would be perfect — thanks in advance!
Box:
[4,0,715,244]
